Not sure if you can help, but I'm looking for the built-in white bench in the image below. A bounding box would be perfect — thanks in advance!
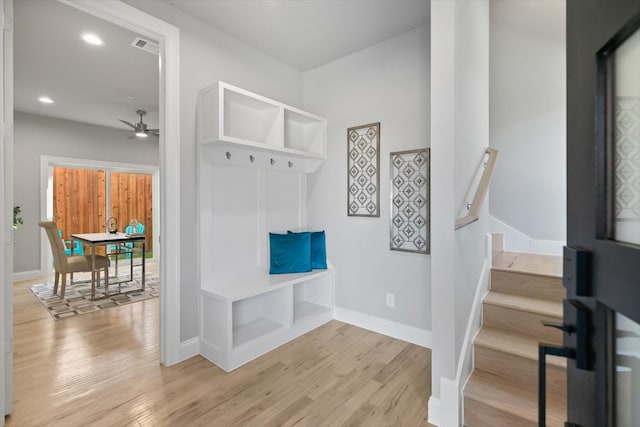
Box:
[200,268,333,371]
[197,81,330,372]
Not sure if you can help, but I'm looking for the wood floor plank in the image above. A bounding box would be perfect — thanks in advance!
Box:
[8,271,434,426]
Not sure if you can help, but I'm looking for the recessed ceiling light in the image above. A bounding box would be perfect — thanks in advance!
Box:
[82,33,103,46]
[38,96,54,104]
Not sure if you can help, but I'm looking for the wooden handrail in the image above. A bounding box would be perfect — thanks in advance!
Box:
[455,148,499,230]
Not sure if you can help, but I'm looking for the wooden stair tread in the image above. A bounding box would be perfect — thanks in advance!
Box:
[475,327,566,368]
[465,370,566,426]
[484,291,563,318]
[493,251,562,278]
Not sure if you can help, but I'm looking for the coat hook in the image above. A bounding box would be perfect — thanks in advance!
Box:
[270,158,275,166]
[288,161,293,168]
[249,155,255,163]
[225,152,231,160]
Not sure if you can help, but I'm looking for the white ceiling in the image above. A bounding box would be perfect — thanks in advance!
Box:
[14,0,159,131]
[14,0,429,130]
[166,0,430,72]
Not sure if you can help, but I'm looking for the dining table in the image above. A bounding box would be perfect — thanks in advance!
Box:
[71,232,146,300]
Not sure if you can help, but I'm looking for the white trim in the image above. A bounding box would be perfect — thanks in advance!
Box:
[333,306,431,348]
[12,270,40,282]
[455,234,491,383]
[440,377,461,427]
[180,337,200,361]
[427,396,441,426]
[39,155,159,173]
[427,378,461,427]
[429,235,492,427]
[454,262,489,378]
[2,0,13,418]
[489,215,564,255]
[60,0,181,366]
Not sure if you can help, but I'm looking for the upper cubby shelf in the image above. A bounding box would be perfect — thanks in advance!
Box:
[197,81,326,172]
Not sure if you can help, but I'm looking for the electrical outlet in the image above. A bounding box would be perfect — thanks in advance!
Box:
[386,293,395,308]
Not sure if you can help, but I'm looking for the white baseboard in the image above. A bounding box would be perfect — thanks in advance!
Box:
[427,396,441,426]
[440,377,460,427]
[179,337,200,362]
[427,378,462,427]
[12,270,41,282]
[456,254,490,385]
[333,306,431,348]
[489,215,564,255]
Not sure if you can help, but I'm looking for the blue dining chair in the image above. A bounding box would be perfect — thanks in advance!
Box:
[57,229,84,256]
[121,220,145,259]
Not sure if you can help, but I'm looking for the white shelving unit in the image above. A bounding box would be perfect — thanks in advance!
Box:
[197,82,333,372]
[200,270,333,372]
[197,81,326,172]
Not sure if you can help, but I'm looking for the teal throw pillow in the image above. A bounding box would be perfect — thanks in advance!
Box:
[269,232,312,274]
[288,230,327,270]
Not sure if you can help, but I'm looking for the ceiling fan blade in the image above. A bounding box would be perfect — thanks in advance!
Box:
[118,119,136,129]
[148,130,160,136]
[127,134,136,140]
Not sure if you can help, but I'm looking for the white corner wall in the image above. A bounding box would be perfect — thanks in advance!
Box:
[13,112,158,274]
[303,25,431,341]
[429,1,490,426]
[123,0,304,342]
[489,0,566,244]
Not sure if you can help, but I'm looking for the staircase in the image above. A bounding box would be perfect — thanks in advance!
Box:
[463,235,567,426]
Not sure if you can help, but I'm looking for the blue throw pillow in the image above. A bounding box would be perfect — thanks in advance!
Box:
[288,230,327,270]
[269,232,311,274]
[310,231,327,269]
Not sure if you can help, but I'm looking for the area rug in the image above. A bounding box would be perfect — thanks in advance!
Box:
[29,272,160,320]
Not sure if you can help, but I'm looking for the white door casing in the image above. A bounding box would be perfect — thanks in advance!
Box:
[56,0,181,366]
[2,0,13,420]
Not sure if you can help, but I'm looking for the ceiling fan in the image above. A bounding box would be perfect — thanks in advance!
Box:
[119,109,159,138]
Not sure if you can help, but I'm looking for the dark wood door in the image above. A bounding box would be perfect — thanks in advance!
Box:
[567,1,640,426]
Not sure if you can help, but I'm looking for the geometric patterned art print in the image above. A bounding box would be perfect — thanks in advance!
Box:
[614,96,640,222]
[347,122,380,217]
[390,148,430,254]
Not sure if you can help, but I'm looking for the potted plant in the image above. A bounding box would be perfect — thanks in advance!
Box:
[13,206,23,230]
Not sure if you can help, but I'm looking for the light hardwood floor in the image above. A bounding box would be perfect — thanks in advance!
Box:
[8,270,432,426]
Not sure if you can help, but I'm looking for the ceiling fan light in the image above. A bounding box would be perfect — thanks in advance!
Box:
[135,131,148,138]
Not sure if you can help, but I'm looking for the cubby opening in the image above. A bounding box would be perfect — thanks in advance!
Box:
[223,88,282,146]
[232,287,290,348]
[293,274,332,325]
[284,110,324,156]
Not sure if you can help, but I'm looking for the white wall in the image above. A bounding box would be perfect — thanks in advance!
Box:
[302,25,430,336]
[13,111,158,273]
[123,0,304,342]
[489,0,566,243]
[430,1,490,425]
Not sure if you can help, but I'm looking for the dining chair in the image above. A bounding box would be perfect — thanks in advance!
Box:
[122,220,145,259]
[39,221,110,299]
[57,228,84,256]
[109,219,145,259]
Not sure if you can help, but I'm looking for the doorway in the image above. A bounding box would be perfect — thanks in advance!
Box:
[3,0,180,420]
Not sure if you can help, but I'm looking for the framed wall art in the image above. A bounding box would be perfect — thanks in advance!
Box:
[389,148,430,254]
[347,122,380,217]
